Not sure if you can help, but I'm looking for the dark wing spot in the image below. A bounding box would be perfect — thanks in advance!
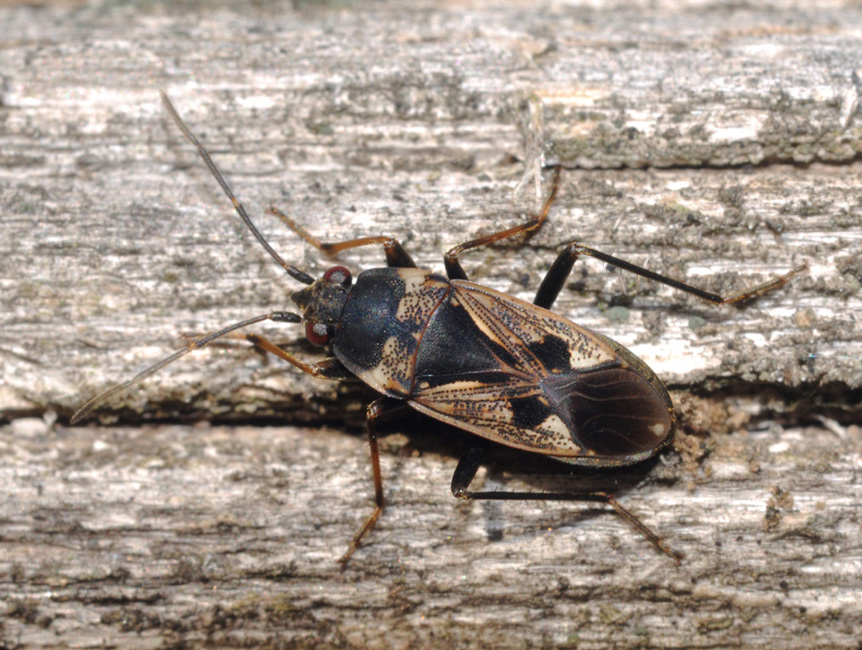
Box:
[526,334,571,374]
[509,394,556,431]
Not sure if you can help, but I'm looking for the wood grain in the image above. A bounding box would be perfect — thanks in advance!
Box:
[1,1,860,648]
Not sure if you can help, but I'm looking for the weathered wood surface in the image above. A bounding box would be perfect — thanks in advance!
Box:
[1,1,860,648]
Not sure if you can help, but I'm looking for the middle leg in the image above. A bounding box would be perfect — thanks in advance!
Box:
[444,166,562,281]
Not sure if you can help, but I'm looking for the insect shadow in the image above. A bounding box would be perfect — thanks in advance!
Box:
[72,92,806,568]
[387,410,670,547]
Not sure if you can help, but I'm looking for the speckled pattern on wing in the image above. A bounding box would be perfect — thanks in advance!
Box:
[451,281,618,371]
[408,281,673,462]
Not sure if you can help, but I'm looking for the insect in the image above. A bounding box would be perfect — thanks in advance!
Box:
[72,92,806,567]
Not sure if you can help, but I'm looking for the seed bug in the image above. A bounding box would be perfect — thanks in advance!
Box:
[72,92,807,566]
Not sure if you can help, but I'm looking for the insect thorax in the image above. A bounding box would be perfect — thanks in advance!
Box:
[333,267,451,397]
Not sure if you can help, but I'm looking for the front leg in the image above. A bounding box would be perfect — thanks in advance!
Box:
[269,207,416,269]
[443,167,562,280]
[242,333,352,379]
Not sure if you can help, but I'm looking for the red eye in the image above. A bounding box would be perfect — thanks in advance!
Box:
[306,322,331,347]
[323,265,352,288]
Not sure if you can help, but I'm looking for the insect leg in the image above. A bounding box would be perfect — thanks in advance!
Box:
[269,207,416,268]
[451,446,684,562]
[534,242,808,310]
[339,396,409,569]
[241,334,352,379]
[444,166,562,280]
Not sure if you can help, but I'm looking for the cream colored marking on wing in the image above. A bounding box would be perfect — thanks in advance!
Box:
[417,379,494,394]
[409,396,587,456]
[649,423,666,437]
[446,291,510,352]
[411,377,587,455]
[452,281,618,371]
[407,281,630,457]
[539,413,570,439]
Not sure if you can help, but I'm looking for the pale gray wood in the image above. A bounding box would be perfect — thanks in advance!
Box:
[1,1,860,648]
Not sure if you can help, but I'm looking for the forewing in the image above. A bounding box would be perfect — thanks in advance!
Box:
[409,281,673,463]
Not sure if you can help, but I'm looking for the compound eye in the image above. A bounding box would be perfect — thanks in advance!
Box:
[305,321,331,347]
[323,265,352,288]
